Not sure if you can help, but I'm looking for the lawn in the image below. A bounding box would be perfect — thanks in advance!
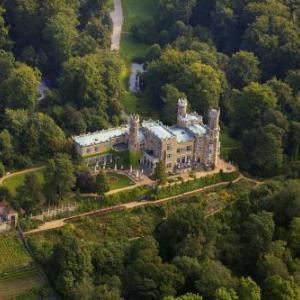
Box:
[220,131,240,160]
[2,169,45,195]
[106,172,135,190]
[120,0,159,113]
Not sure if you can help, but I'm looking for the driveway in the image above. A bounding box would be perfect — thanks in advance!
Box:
[110,0,124,50]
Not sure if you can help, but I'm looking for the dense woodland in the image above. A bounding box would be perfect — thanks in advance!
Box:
[0,0,121,172]
[138,0,300,178]
[29,180,300,300]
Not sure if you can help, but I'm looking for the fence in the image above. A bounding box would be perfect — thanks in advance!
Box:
[31,204,77,221]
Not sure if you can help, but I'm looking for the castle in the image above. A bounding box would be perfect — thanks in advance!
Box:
[73,98,220,174]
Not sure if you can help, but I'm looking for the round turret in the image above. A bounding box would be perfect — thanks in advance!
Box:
[128,114,140,152]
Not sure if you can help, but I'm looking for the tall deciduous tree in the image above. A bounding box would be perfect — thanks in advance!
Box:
[239,277,261,300]
[15,172,45,213]
[44,153,75,203]
[226,51,261,89]
[0,64,41,110]
[154,160,167,184]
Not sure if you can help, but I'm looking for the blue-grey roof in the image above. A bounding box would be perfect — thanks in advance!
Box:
[73,127,128,147]
[169,127,194,143]
[142,121,174,140]
[187,124,207,136]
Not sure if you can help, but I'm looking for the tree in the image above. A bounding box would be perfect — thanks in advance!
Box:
[232,82,277,134]
[0,129,14,167]
[242,15,300,78]
[288,217,300,255]
[44,153,75,203]
[164,294,203,300]
[239,277,261,300]
[158,0,197,25]
[256,240,291,281]
[242,211,275,266]
[0,161,4,177]
[195,259,237,298]
[43,11,78,71]
[286,69,300,95]
[59,51,121,124]
[271,181,300,226]
[0,63,41,110]
[0,50,15,83]
[178,62,222,114]
[263,275,300,300]
[154,161,167,184]
[267,78,294,114]
[226,51,261,89]
[0,6,10,49]
[215,287,238,300]
[15,172,45,214]
[124,237,184,300]
[236,124,284,176]
[155,204,205,259]
[161,84,186,124]
[94,172,110,195]
[51,233,93,298]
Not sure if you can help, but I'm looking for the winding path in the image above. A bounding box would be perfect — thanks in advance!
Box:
[110,0,124,51]
[0,166,45,185]
[25,174,250,235]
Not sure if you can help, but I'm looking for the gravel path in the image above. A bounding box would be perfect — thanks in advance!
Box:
[24,174,246,235]
[110,0,124,51]
[0,166,45,185]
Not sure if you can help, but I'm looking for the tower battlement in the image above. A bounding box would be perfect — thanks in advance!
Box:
[128,114,140,152]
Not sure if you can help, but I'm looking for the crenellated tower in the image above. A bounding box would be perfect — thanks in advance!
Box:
[128,114,140,152]
[208,108,221,168]
[177,98,188,127]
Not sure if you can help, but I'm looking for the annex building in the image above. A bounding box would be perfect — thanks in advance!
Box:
[73,98,221,174]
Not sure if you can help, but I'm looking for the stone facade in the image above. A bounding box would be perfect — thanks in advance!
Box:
[73,98,220,174]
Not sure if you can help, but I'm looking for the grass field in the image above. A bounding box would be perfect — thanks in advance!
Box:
[2,169,45,195]
[220,131,240,160]
[0,233,49,300]
[106,172,135,190]
[120,0,158,114]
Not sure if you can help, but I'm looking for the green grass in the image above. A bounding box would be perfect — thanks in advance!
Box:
[106,172,135,190]
[220,131,240,160]
[0,234,32,272]
[120,0,159,113]
[0,233,48,300]
[2,169,45,195]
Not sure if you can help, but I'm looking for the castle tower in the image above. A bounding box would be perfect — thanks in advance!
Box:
[128,114,140,153]
[177,98,188,127]
[208,108,221,168]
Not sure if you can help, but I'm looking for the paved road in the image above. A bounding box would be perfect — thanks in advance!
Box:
[110,0,124,51]
[25,175,246,235]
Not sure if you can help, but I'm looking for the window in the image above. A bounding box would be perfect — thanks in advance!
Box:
[86,148,90,153]
[95,146,99,151]
[177,148,180,153]
[167,163,172,168]
[187,146,192,152]
[167,144,171,151]
[167,154,172,159]
[177,158,181,163]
